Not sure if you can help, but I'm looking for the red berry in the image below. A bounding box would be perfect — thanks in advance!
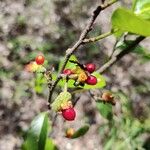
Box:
[85,63,96,73]
[85,75,97,85]
[62,107,76,121]
[35,55,45,65]
[63,69,72,75]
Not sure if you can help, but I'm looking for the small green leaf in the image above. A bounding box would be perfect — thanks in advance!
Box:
[71,125,90,138]
[51,91,72,112]
[65,55,78,69]
[132,0,150,20]
[58,55,77,72]
[111,8,150,36]
[22,112,49,150]
[96,102,113,120]
[44,139,58,150]
[83,72,106,89]
[53,71,106,89]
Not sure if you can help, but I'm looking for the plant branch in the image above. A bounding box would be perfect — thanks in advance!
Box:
[97,36,145,74]
[82,29,118,44]
[48,0,118,107]
[82,31,113,44]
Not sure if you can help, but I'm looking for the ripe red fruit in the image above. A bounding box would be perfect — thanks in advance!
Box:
[85,75,97,85]
[85,63,96,73]
[35,55,45,65]
[63,69,72,75]
[62,107,76,121]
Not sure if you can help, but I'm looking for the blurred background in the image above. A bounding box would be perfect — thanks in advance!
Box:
[0,0,150,150]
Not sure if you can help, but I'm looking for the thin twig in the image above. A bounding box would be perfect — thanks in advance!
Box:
[82,31,113,44]
[48,0,118,107]
[109,38,119,58]
[83,29,118,44]
[97,36,145,74]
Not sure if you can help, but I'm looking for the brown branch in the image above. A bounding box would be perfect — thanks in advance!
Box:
[48,0,118,107]
[97,36,145,74]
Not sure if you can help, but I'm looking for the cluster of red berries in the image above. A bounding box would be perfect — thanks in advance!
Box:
[85,63,97,85]
[61,107,76,121]
[63,63,97,85]
[30,56,98,121]
[35,55,98,86]
[29,55,76,121]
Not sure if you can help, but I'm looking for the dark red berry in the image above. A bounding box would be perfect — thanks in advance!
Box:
[85,75,97,85]
[63,69,72,75]
[35,55,45,65]
[62,107,76,121]
[85,63,96,73]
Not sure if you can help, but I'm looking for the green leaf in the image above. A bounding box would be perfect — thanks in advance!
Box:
[111,8,150,37]
[22,136,37,150]
[53,71,106,89]
[51,91,72,112]
[55,55,106,89]
[22,112,49,150]
[117,40,150,62]
[96,102,113,120]
[83,72,106,89]
[65,55,78,69]
[38,113,49,150]
[56,55,106,89]
[71,125,90,138]
[132,0,150,20]
[44,139,58,150]
[58,55,77,72]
